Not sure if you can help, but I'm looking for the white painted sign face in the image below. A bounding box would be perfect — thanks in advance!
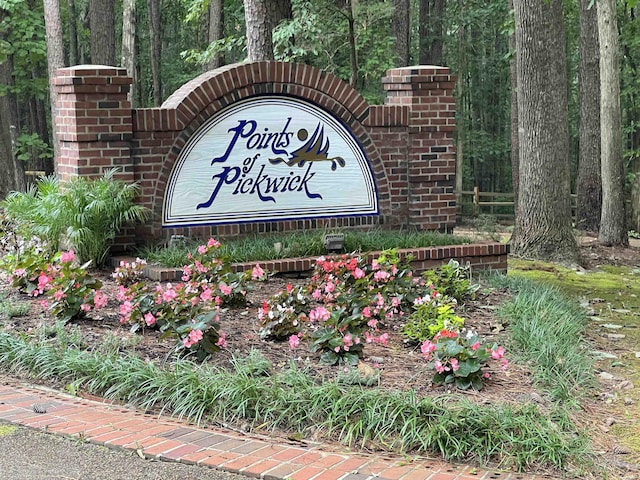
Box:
[163,95,378,227]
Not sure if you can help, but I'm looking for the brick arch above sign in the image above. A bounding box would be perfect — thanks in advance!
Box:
[151,62,392,233]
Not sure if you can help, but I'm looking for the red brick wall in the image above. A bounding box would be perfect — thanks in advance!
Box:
[54,62,457,244]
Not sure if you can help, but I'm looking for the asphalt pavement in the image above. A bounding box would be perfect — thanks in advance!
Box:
[0,423,248,480]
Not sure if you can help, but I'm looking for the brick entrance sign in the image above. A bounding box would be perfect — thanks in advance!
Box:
[52,62,506,272]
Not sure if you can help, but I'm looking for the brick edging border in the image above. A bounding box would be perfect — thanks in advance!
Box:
[114,242,509,282]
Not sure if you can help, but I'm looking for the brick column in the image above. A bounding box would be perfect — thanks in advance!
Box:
[382,66,456,232]
[53,65,133,183]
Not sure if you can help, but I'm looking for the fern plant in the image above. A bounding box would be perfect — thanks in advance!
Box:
[2,169,149,267]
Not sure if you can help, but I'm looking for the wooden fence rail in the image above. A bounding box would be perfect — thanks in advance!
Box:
[456,187,577,220]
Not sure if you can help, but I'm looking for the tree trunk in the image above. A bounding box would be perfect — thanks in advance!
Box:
[244,0,274,61]
[43,0,65,167]
[272,0,292,27]
[346,0,359,87]
[89,0,115,65]
[576,0,602,233]
[419,0,445,65]
[68,0,78,65]
[510,0,578,263]
[0,17,25,197]
[207,0,225,70]
[508,0,519,214]
[122,0,137,105]
[148,0,162,106]
[393,0,410,67]
[597,0,628,246]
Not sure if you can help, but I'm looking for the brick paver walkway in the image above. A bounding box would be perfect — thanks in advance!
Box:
[0,377,554,480]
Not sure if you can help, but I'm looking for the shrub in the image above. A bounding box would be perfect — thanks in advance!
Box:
[2,169,149,267]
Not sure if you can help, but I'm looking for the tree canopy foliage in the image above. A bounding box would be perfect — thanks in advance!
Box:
[0,0,639,253]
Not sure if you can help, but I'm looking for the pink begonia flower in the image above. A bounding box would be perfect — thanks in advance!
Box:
[501,358,509,371]
[450,358,459,372]
[80,303,91,312]
[471,341,481,351]
[207,238,220,248]
[343,333,353,347]
[286,283,293,294]
[183,328,204,348]
[219,283,232,296]
[144,312,156,326]
[421,341,436,357]
[53,289,66,301]
[378,333,390,346]
[197,245,207,255]
[116,286,125,300]
[364,331,374,343]
[367,318,378,330]
[288,334,300,349]
[309,306,330,323]
[324,282,335,294]
[376,293,385,307]
[195,260,208,273]
[312,289,322,301]
[484,372,491,379]
[120,301,133,316]
[37,273,51,291]
[491,346,506,360]
[40,300,48,309]
[60,250,75,263]
[353,268,365,279]
[200,288,213,302]
[371,259,380,271]
[13,268,26,278]
[374,270,390,282]
[434,360,445,374]
[362,306,371,318]
[93,290,108,309]
[162,285,177,302]
[217,331,227,348]
[252,264,266,281]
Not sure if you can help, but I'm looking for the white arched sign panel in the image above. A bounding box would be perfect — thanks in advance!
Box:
[163,95,378,227]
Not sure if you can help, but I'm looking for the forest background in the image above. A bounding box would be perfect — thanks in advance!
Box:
[0,0,638,261]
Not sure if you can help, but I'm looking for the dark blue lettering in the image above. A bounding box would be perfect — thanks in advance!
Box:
[211,120,257,164]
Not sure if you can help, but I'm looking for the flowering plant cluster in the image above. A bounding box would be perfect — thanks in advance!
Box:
[112,257,147,286]
[258,283,309,340]
[117,238,245,358]
[401,287,465,342]
[15,250,106,323]
[304,251,424,364]
[421,329,507,390]
[181,238,248,307]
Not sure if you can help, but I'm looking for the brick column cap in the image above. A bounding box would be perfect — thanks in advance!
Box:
[382,66,453,88]
[53,65,131,88]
